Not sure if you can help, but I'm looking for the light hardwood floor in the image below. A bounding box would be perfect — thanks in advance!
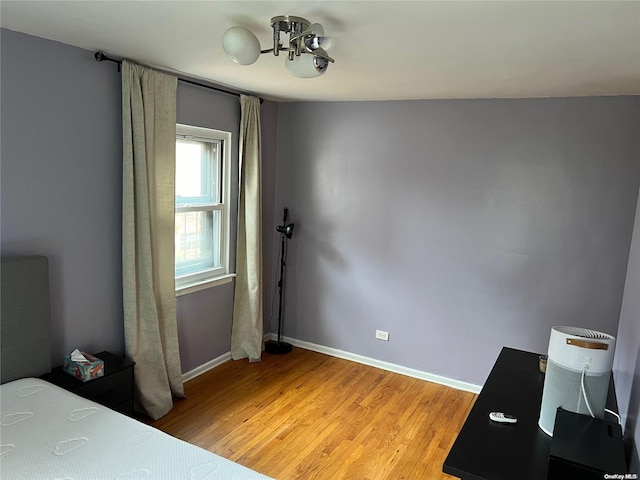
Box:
[150,348,476,480]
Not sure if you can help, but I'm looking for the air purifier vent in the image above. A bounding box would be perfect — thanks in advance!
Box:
[554,326,613,341]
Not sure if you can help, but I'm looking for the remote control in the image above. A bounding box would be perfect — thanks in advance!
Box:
[489,412,517,424]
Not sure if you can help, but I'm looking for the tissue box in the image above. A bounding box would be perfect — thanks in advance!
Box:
[63,352,104,382]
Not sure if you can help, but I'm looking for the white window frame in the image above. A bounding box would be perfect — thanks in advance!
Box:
[175,123,234,296]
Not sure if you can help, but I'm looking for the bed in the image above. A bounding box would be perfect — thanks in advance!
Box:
[1,255,272,479]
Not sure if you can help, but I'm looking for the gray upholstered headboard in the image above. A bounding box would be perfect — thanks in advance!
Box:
[1,255,52,383]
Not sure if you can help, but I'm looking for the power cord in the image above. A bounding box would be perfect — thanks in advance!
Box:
[580,366,622,426]
[605,408,622,425]
[580,366,596,418]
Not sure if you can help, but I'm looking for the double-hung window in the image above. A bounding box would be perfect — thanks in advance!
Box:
[175,124,232,293]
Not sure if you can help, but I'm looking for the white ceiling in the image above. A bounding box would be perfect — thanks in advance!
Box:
[2,1,639,102]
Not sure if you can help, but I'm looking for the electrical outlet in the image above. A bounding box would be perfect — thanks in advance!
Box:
[376,330,389,341]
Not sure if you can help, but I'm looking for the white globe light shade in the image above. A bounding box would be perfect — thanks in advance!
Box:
[285,54,328,78]
[320,37,335,51]
[222,27,261,65]
[308,23,324,36]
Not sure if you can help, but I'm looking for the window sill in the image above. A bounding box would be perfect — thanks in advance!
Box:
[175,273,235,297]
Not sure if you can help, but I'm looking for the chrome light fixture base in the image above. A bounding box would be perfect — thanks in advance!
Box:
[222,15,335,78]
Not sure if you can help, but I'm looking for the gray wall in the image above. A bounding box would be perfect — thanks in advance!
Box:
[1,29,279,373]
[1,28,124,362]
[614,186,640,467]
[275,97,640,387]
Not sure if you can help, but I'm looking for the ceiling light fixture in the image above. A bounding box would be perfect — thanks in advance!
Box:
[222,15,335,78]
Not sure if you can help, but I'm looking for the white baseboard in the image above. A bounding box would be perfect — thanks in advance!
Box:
[182,352,231,383]
[183,335,482,394]
[264,333,482,394]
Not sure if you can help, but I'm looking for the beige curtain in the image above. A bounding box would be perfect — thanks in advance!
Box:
[231,95,263,362]
[121,61,184,420]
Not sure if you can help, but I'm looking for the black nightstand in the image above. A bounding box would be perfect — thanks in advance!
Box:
[41,351,135,417]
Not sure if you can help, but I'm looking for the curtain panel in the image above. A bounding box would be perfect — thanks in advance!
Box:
[231,95,263,362]
[121,61,184,420]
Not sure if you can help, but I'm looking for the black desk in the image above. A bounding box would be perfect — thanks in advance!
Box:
[443,347,620,480]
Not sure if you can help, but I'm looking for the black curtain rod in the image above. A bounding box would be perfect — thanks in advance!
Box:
[94,51,262,103]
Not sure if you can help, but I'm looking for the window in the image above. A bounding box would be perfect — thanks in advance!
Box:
[175,124,232,294]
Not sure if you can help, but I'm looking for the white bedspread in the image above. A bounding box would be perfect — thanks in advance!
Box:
[1,378,272,480]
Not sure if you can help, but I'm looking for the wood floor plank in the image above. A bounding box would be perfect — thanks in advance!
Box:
[150,348,476,479]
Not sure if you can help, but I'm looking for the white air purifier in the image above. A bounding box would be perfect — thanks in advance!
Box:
[538,326,615,436]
